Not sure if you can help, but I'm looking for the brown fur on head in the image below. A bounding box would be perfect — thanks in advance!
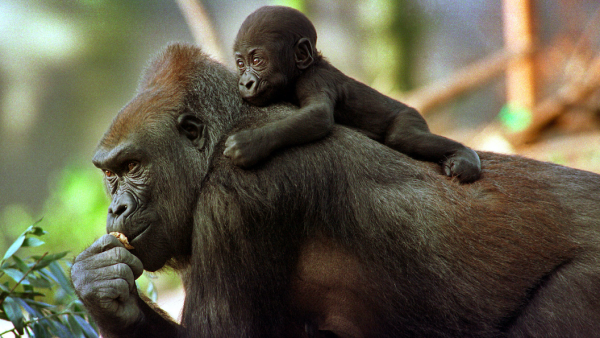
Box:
[100,43,240,149]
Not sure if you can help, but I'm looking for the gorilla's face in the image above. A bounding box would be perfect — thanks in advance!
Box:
[93,91,209,272]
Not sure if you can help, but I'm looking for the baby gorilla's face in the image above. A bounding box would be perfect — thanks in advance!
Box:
[234,44,290,106]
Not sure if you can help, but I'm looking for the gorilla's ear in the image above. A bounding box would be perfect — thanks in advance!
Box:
[294,38,314,70]
[178,114,206,149]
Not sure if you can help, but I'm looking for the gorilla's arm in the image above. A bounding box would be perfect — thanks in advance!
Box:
[71,235,181,337]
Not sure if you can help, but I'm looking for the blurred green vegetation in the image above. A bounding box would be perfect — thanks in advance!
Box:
[0,163,108,259]
[357,0,423,92]
[274,0,422,92]
[0,0,193,219]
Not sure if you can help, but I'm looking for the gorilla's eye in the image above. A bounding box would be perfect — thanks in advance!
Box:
[236,59,245,69]
[104,170,115,178]
[127,162,138,173]
[252,56,262,66]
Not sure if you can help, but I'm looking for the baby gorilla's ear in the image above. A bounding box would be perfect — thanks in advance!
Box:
[294,38,314,70]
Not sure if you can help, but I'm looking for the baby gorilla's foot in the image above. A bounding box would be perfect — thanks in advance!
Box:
[443,148,481,183]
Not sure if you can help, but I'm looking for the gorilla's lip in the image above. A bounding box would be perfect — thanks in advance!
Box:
[128,224,151,247]
[242,90,273,107]
[242,93,266,106]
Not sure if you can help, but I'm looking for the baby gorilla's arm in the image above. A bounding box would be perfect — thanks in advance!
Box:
[224,96,334,167]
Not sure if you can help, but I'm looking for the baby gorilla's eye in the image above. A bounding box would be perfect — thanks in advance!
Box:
[252,57,262,66]
[236,59,245,69]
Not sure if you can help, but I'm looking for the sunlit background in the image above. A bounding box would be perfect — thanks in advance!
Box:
[1,0,600,325]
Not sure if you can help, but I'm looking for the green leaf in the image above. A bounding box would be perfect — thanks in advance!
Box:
[22,237,45,248]
[32,252,69,270]
[47,262,73,293]
[73,315,99,338]
[3,235,26,261]
[2,296,24,334]
[32,321,50,338]
[1,222,46,262]
[11,255,29,273]
[47,317,71,337]
[14,297,42,318]
[3,268,29,285]
[23,299,53,309]
[9,291,45,300]
[0,282,10,293]
[67,315,86,338]
[22,221,45,237]
[26,275,53,289]
[28,225,46,237]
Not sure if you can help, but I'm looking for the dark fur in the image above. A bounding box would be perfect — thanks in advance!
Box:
[71,43,600,338]
[226,6,481,183]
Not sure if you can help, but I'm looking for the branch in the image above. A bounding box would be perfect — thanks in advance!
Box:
[0,310,91,336]
[401,48,527,115]
[175,0,225,62]
[0,252,48,307]
[508,54,600,145]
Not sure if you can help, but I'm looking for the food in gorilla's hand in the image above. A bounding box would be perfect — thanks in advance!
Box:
[109,232,135,250]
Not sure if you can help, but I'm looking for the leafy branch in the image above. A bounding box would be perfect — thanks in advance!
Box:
[0,308,92,337]
[0,222,99,337]
[0,252,48,308]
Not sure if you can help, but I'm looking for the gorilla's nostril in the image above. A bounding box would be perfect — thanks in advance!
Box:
[245,80,254,90]
[113,204,127,216]
[108,192,137,219]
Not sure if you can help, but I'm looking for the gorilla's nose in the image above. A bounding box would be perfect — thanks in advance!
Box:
[239,72,258,97]
[108,192,137,220]
[242,79,255,90]
[239,80,256,96]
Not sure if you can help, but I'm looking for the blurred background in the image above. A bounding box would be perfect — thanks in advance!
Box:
[1,0,600,322]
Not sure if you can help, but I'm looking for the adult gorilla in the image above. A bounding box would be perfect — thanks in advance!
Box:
[71,43,600,338]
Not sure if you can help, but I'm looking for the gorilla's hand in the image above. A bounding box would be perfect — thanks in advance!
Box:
[224,128,275,167]
[71,234,144,331]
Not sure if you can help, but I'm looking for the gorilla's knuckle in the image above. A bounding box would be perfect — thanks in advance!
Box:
[99,233,118,246]
[109,247,129,262]
[72,265,95,287]
[113,263,132,277]
[78,284,99,303]
[95,280,128,301]
[70,262,84,276]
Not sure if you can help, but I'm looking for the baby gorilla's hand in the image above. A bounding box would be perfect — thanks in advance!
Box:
[443,148,481,183]
[224,128,274,167]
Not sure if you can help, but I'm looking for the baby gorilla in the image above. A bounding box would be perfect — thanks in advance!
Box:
[224,6,481,183]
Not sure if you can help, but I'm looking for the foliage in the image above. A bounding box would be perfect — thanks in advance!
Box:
[0,222,98,337]
[0,221,160,337]
[0,163,108,258]
[274,0,306,12]
[498,102,533,133]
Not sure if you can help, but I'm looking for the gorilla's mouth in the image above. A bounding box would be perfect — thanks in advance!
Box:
[243,91,271,107]
[128,223,151,247]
